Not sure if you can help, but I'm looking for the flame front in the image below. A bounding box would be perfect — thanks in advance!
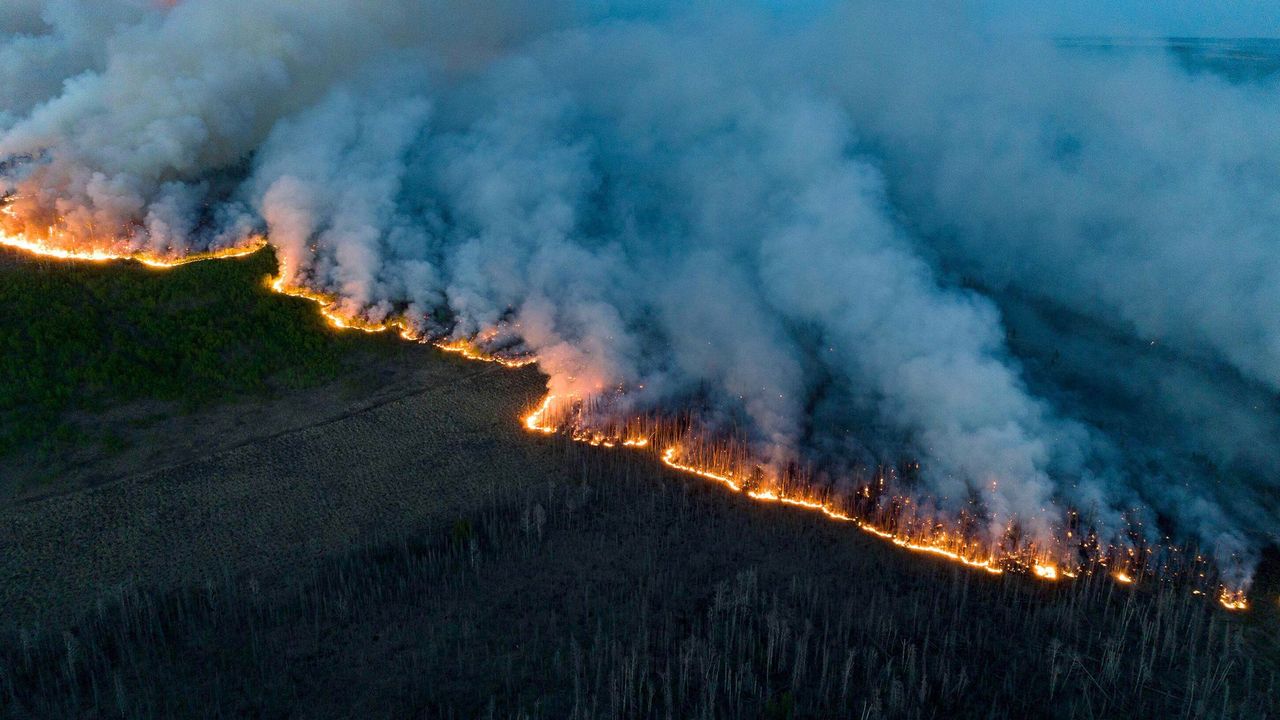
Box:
[0,227,1253,612]
[523,394,1254,609]
[0,229,268,269]
[657,445,1006,575]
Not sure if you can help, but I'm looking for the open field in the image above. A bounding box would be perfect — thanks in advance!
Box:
[0,248,1277,718]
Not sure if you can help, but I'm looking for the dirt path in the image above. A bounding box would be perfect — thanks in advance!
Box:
[0,352,554,631]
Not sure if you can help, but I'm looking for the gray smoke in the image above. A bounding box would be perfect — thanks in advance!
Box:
[2,0,1276,579]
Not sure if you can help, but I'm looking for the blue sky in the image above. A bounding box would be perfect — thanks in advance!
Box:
[976,0,1280,37]
[694,0,1280,38]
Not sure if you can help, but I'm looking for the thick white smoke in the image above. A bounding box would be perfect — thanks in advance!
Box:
[1,1,1275,577]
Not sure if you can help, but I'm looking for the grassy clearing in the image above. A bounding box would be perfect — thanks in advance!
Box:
[0,248,364,463]
[2,442,1275,719]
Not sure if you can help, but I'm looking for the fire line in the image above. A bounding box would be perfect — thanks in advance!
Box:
[0,230,1250,612]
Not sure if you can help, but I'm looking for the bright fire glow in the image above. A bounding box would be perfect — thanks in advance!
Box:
[656,445,1005,575]
[524,394,650,448]
[1218,589,1249,611]
[524,394,559,434]
[266,254,535,364]
[1033,564,1059,581]
[0,231,267,268]
[0,227,1252,612]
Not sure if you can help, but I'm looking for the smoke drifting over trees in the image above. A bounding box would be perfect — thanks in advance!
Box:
[1,1,1277,579]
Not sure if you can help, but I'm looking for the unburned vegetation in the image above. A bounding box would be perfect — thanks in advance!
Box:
[0,248,360,478]
[2,440,1276,719]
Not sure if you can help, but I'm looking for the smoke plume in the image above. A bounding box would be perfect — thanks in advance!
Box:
[2,0,1277,581]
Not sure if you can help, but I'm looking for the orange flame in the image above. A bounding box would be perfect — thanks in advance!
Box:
[0,231,267,268]
[1033,564,1059,581]
[655,444,1006,574]
[0,227,1251,611]
[1218,588,1248,611]
[266,254,535,363]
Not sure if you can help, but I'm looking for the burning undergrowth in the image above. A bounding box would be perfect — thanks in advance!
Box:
[521,390,1250,607]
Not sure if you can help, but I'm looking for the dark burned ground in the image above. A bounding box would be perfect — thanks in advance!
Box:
[1,250,1278,719]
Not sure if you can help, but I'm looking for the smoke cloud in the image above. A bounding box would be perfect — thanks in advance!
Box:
[2,1,1276,579]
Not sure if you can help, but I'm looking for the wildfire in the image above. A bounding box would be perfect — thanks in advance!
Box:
[656,445,1005,574]
[524,394,650,447]
[523,398,1256,607]
[0,227,1253,612]
[0,230,267,268]
[1218,589,1249,611]
[437,339,535,367]
[266,256,536,363]
[524,394,559,434]
[1033,564,1059,581]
